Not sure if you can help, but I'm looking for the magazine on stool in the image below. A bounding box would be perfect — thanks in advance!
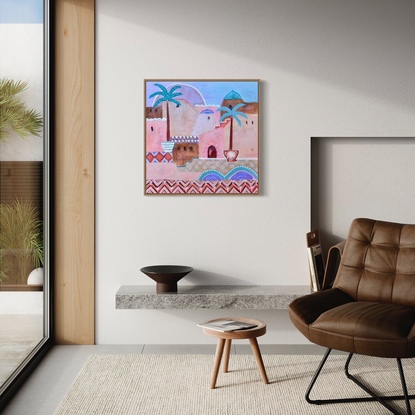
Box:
[197,319,257,332]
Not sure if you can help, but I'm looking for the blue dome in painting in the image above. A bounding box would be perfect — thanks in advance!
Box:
[200,109,214,114]
[224,90,242,100]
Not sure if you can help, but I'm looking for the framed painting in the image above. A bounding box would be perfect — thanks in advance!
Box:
[144,79,260,195]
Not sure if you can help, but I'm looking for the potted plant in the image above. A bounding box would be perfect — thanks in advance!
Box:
[0,200,43,285]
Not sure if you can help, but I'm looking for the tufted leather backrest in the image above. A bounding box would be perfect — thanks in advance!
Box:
[333,218,415,307]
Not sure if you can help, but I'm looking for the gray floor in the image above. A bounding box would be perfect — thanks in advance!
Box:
[2,343,326,415]
[0,315,43,386]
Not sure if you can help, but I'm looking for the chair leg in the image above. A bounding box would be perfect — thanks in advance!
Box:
[398,358,412,415]
[305,348,333,405]
[306,348,415,415]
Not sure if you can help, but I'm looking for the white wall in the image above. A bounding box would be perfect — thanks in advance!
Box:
[96,0,415,344]
[312,137,415,254]
[0,292,43,314]
[0,24,44,161]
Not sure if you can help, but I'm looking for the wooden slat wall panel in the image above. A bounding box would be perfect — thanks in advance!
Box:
[54,0,95,344]
[0,162,43,217]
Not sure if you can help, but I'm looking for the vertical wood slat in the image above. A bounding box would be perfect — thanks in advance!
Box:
[54,0,95,344]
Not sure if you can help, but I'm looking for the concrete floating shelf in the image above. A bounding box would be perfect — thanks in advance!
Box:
[115,285,311,310]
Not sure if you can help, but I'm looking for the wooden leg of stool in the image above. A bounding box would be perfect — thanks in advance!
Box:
[223,339,232,373]
[210,338,226,389]
[249,337,269,384]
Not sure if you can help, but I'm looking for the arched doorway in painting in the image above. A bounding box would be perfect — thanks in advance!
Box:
[207,145,217,158]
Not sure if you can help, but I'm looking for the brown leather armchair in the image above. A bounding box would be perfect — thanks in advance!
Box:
[289,218,415,415]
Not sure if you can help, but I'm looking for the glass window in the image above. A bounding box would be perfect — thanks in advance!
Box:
[0,0,51,407]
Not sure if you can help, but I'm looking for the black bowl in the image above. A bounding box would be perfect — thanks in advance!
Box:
[140,265,194,293]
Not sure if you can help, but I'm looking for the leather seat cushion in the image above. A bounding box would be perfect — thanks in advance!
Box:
[310,301,415,357]
[289,288,415,358]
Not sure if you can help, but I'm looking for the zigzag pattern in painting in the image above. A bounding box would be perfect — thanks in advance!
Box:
[146,152,173,163]
[146,179,259,194]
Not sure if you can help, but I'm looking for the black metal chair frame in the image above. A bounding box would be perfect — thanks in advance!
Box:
[306,348,415,415]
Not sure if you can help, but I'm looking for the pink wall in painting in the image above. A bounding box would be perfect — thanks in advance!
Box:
[198,115,259,159]
[199,120,228,159]
[146,119,167,152]
[233,114,259,158]
[169,100,200,137]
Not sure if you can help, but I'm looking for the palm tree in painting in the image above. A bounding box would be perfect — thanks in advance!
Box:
[218,102,248,161]
[149,83,182,141]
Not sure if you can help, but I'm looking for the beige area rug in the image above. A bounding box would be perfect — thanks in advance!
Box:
[55,354,415,415]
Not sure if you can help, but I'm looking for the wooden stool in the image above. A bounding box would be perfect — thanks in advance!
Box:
[201,317,269,389]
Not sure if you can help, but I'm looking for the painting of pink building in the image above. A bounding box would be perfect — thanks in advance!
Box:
[145,80,259,194]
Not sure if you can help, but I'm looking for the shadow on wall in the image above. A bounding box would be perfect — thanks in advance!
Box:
[185,269,249,286]
[99,0,415,110]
